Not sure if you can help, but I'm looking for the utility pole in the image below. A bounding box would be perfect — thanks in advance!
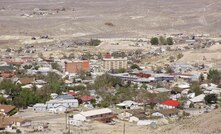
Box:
[123,121,125,134]
[123,110,126,134]
[65,111,68,129]
[68,116,71,134]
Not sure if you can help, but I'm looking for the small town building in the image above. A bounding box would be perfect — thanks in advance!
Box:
[117,100,139,109]
[33,103,47,112]
[102,55,128,71]
[71,108,113,123]
[159,100,180,109]
[65,60,90,74]
[152,109,179,118]
[0,105,17,116]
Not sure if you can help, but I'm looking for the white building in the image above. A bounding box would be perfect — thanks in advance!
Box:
[46,99,78,113]
[69,108,113,125]
[33,94,78,113]
[116,100,139,109]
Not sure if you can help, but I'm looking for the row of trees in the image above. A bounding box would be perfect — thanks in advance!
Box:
[0,72,65,108]
[150,36,173,45]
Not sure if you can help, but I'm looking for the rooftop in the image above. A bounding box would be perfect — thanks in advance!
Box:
[80,108,112,117]
[0,104,16,113]
[161,100,180,107]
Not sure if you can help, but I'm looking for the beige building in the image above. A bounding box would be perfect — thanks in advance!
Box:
[102,57,128,71]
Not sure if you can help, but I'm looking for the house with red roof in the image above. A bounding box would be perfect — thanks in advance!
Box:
[79,96,95,104]
[159,100,180,109]
[0,72,15,78]
[68,91,78,96]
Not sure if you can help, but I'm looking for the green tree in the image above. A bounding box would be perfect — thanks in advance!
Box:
[204,94,217,104]
[190,82,202,96]
[167,37,174,45]
[0,96,7,104]
[98,93,118,108]
[46,72,64,94]
[23,65,32,70]
[14,89,40,108]
[150,37,159,45]
[207,69,221,84]
[130,64,141,70]
[115,87,137,102]
[0,79,20,96]
[94,73,122,90]
[159,36,167,45]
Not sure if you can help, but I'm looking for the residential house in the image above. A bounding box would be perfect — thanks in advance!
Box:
[200,83,221,95]
[79,96,95,104]
[116,100,139,109]
[118,109,147,122]
[16,77,35,85]
[33,103,47,112]
[186,94,205,108]
[70,108,113,124]
[0,117,13,132]
[0,105,17,116]
[46,94,78,113]
[0,65,15,78]
[152,109,179,118]
[159,100,180,109]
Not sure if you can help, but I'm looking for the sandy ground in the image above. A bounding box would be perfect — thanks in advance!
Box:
[15,109,160,134]
[157,108,221,134]
[178,43,221,65]
[15,107,221,134]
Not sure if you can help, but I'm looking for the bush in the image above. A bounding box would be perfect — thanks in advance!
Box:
[150,37,159,45]
[177,53,183,60]
[204,94,218,104]
[207,69,221,84]
[89,39,101,46]
[130,64,141,70]
[167,37,174,45]
[159,36,167,45]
